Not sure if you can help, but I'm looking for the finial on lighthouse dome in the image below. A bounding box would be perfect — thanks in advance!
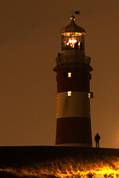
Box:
[69,15,76,22]
[61,11,86,50]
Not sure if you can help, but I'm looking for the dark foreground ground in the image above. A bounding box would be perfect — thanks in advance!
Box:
[0,146,119,177]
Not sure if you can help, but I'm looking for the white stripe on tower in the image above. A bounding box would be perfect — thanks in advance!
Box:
[56,91,90,118]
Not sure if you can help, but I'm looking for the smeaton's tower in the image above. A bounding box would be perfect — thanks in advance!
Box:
[53,14,93,146]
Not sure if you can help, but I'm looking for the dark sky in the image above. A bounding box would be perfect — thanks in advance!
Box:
[0,0,119,148]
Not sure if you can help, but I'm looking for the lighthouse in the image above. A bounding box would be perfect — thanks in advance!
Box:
[53,14,93,147]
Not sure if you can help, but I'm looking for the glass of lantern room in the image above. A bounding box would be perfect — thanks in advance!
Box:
[61,31,82,50]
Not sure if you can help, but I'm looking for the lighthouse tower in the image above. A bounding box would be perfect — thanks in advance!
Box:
[53,15,93,147]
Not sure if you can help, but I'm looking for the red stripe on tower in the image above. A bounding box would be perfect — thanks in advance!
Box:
[53,14,93,147]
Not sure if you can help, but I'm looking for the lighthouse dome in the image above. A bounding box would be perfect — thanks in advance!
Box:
[62,16,86,34]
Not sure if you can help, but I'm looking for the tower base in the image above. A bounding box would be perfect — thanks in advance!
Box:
[56,117,92,146]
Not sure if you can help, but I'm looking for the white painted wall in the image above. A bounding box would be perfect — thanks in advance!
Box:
[56,91,90,118]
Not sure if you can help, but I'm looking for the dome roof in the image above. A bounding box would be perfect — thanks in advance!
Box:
[62,16,86,34]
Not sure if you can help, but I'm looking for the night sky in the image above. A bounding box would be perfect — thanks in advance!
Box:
[0,0,119,148]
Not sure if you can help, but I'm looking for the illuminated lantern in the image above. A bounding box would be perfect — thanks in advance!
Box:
[61,15,86,51]
[54,14,93,146]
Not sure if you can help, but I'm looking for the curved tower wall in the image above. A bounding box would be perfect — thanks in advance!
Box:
[53,16,93,147]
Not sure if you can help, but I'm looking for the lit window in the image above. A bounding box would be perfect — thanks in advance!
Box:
[88,92,93,98]
[88,93,91,98]
[68,72,72,78]
[67,91,72,96]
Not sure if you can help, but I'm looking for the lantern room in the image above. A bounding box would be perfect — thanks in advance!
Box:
[61,15,86,51]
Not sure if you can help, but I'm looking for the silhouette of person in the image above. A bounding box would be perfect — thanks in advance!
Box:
[95,133,100,148]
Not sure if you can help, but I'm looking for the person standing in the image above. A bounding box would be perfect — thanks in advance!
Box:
[95,133,101,148]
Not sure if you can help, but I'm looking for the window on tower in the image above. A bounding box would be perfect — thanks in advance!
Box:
[88,92,93,99]
[88,93,91,99]
[68,72,72,78]
[67,91,72,96]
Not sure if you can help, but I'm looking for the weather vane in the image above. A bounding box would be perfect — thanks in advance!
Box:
[74,10,80,15]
